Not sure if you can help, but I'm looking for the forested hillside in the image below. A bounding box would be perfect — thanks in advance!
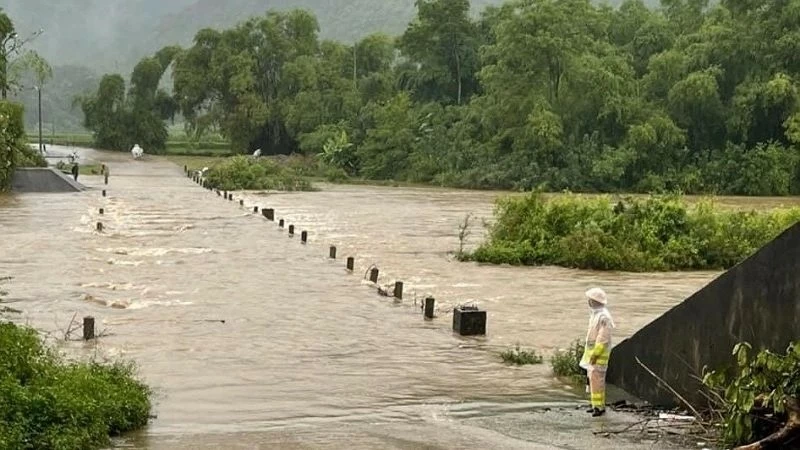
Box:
[75,0,800,195]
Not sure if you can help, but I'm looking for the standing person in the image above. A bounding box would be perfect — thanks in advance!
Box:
[71,162,79,182]
[580,287,615,417]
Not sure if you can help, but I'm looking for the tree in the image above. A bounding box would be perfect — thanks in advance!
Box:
[0,9,45,99]
[399,0,480,105]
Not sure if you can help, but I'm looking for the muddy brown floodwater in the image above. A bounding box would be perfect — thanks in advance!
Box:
[0,146,738,449]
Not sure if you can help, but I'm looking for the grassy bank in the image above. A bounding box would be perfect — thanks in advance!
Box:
[28,133,234,156]
[202,155,313,191]
[0,322,151,449]
[469,193,800,271]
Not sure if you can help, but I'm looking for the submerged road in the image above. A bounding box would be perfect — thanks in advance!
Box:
[0,146,708,449]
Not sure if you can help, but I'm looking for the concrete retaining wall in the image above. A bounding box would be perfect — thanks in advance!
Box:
[607,222,800,407]
[11,168,84,192]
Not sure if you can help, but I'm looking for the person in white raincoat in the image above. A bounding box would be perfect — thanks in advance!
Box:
[580,287,615,417]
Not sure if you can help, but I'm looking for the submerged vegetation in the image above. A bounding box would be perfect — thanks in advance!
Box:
[500,345,544,365]
[551,339,586,383]
[470,194,800,271]
[203,155,314,191]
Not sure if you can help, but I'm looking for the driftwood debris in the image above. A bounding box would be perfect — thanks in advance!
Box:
[735,397,800,450]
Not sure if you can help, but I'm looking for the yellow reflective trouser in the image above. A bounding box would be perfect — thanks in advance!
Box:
[588,367,606,408]
[583,343,609,409]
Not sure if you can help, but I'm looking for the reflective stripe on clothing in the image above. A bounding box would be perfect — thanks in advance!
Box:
[588,367,606,409]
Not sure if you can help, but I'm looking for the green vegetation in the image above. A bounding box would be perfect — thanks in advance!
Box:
[203,155,313,191]
[142,0,800,195]
[0,322,152,450]
[550,339,586,383]
[0,101,46,191]
[470,193,800,271]
[703,342,800,447]
[77,46,181,153]
[500,345,544,365]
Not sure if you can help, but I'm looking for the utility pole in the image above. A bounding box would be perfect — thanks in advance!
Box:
[353,42,357,91]
[37,86,42,153]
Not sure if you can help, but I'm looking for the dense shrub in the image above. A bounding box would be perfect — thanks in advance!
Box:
[471,193,800,271]
[551,339,586,383]
[0,322,151,450]
[703,342,800,447]
[204,155,313,191]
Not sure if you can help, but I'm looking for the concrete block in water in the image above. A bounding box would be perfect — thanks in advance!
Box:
[346,257,354,271]
[607,221,800,407]
[424,297,435,319]
[254,206,259,213]
[301,231,308,243]
[279,219,285,228]
[265,209,275,221]
[453,306,486,336]
[288,225,295,236]
[369,268,379,283]
[394,281,404,299]
[329,246,337,259]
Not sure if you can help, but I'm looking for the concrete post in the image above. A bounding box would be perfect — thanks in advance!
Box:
[265,209,275,221]
[347,257,355,271]
[99,208,104,215]
[279,219,285,228]
[288,225,295,236]
[102,190,106,197]
[394,281,404,299]
[96,222,103,232]
[424,297,435,319]
[369,268,379,283]
[83,316,95,340]
[329,246,337,259]
[254,206,259,213]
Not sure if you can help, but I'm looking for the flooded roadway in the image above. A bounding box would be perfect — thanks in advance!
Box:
[0,147,723,449]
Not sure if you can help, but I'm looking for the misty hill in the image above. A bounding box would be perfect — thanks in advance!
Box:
[5,0,505,72]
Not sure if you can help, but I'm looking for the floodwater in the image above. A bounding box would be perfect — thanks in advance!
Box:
[0,146,737,449]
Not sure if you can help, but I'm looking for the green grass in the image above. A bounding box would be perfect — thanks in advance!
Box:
[54,161,104,175]
[500,345,544,365]
[0,322,151,450]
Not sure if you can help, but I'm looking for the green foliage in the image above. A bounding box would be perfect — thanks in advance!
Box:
[204,155,313,191]
[80,48,178,152]
[0,322,151,450]
[703,342,800,447]
[500,345,544,365]
[550,339,586,383]
[0,100,44,190]
[472,193,800,271]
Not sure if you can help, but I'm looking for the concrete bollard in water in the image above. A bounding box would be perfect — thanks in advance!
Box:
[279,219,285,228]
[240,199,244,206]
[424,297,436,319]
[217,190,221,196]
[346,257,355,271]
[329,246,337,259]
[265,209,275,221]
[102,190,106,197]
[224,191,228,199]
[253,206,259,213]
[229,195,233,202]
[394,281,404,299]
[184,165,188,173]
[301,231,308,243]
[288,225,295,236]
[452,305,487,336]
[83,316,95,340]
[96,222,103,232]
[262,210,268,219]
[104,174,109,185]
[99,208,104,215]
[369,268,379,283]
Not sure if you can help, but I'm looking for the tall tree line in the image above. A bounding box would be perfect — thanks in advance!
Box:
[85,0,800,194]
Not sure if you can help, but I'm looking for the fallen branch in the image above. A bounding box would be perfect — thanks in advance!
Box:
[635,357,708,432]
[735,397,800,450]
